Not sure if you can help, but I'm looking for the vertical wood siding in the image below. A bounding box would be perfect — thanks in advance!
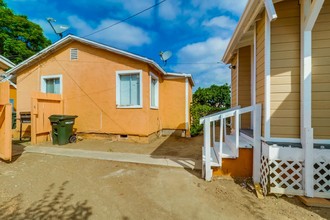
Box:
[312,1,330,139]
[270,0,300,138]
[231,54,238,108]
[256,12,265,137]
[231,54,238,130]
[238,46,251,129]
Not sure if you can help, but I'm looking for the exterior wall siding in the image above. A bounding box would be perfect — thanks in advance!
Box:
[231,54,238,130]
[312,0,330,139]
[256,12,265,137]
[231,54,238,108]
[270,0,300,138]
[238,46,251,129]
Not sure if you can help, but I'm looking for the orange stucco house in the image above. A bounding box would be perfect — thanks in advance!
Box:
[5,35,194,143]
[0,55,16,111]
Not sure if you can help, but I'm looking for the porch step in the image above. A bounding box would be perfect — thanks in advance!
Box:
[202,147,220,167]
[225,134,253,149]
[202,142,237,168]
[214,142,236,158]
[213,148,253,177]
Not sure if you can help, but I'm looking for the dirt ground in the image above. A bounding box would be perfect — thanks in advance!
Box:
[0,152,329,220]
[5,134,330,219]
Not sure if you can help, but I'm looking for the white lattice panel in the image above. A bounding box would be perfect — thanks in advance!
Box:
[313,161,330,193]
[260,155,269,195]
[269,160,303,191]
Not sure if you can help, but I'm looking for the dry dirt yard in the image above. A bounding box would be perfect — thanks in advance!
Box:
[0,153,329,220]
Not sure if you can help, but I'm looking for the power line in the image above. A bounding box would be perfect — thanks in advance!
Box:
[83,0,167,38]
[173,62,221,65]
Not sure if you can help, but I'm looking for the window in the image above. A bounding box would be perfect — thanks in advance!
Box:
[70,48,78,60]
[9,99,15,112]
[150,72,159,108]
[41,75,62,94]
[116,70,142,108]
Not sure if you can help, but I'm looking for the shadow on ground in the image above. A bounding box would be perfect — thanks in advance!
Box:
[0,140,29,163]
[150,131,203,178]
[0,181,92,220]
[150,131,203,160]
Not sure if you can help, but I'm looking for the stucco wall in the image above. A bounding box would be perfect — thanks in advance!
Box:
[160,78,187,130]
[16,41,190,137]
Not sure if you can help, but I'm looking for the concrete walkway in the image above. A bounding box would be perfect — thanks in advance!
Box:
[24,146,202,170]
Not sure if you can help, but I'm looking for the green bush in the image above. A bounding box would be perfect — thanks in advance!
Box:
[190,84,230,137]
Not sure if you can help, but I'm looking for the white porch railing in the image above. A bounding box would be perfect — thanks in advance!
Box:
[200,104,262,182]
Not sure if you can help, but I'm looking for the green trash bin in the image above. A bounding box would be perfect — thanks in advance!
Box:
[49,115,78,145]
[12,112,16,129]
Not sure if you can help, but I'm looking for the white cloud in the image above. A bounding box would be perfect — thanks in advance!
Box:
[68,15,151,49]
[176,37,229,63]
[159,1,180,21]
[171,37,231,89]
[191,0,248,16]
[203,16,237,30]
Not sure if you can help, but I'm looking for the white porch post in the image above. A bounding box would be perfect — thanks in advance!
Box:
[219,116,223,166]
[204,118,212,181]
[300,0,324,197]
[235,110,240,157]
[253,104,262,183]
[264,12,271,141]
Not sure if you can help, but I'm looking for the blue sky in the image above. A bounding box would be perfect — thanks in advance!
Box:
[7,0,248,90]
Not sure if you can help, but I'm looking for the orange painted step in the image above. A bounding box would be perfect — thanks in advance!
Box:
[212,148,253,177]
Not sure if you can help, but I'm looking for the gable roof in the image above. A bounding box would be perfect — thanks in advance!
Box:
[0,55,15,69]
[0,55,16,87]
[5,35,194,86]
[222,0,264,63]
[222,0,281,63]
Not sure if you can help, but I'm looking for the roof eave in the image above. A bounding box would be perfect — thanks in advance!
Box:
[0,55,15,68]
[5,34,168,78]
[222,0,264,64]
[165,72,195,86]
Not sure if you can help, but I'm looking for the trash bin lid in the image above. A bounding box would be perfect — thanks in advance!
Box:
[49,115,78,121]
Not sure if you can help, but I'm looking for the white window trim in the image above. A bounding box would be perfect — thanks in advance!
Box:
[116,70,143,109]
[41,74,63,94]
[149,72,159,109]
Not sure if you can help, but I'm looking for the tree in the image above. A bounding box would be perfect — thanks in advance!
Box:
[190,84,231,136]
[193,84,231,108]
[0,0,51,64]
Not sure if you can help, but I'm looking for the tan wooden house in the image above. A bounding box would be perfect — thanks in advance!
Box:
[201,0,329,199]
[5,35,194,144]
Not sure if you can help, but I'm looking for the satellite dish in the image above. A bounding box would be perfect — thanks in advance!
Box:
[47,17,70,39]
[160,51,172,65]
[54,25,70,34]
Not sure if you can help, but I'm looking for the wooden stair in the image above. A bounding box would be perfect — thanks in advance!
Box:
[202,134,254,178]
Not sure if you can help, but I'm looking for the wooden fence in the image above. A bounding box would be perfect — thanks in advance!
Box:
[0,82,12,161]
[31,92,63,144]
